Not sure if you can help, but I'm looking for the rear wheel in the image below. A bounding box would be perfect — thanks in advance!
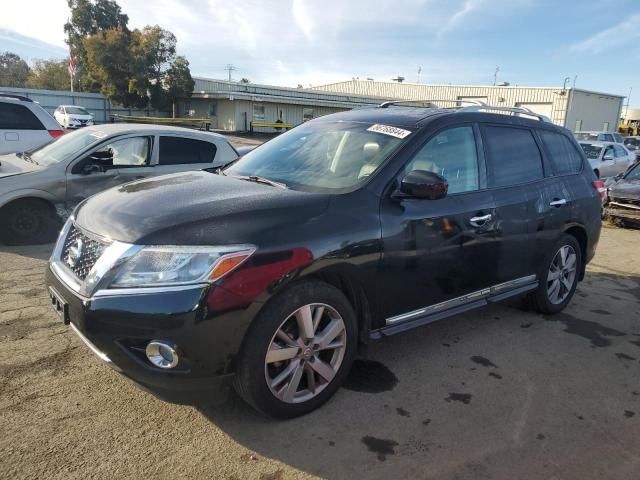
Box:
[529,234,581,314]
[234,280,357,418]
[0,199,59,245]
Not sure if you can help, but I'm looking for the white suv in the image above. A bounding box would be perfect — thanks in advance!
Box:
[0,95,64,155]
[53,105,95,129]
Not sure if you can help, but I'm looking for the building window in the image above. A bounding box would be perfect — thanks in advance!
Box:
[209,102,217,116]
[574,120,582,132]
[303,108,314,122]
[602,122,610,132]
[253,104,265,120]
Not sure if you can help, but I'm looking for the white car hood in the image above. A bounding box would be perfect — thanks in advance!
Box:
[0,154,42,178]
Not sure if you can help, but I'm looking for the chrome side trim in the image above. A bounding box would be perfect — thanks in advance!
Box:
[70,322,112,364]
[92,283,208,297]
[386,275,537,325]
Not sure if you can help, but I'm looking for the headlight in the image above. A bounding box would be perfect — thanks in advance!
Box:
[109,245,255,288]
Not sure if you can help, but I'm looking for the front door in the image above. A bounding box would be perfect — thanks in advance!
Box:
[66,135,152,209]
[379,124,497,323]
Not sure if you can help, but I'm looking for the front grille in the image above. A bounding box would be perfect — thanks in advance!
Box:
[61,225,108,280]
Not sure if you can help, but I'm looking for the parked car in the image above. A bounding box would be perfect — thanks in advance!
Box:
[46,105,603,418]
[575,131,624,143]
[604,162,640,226]
[622,136,640,162]
[53,105,95,129]
[578,141,635,178]
[0,124,239,244]
[0,94,64,155]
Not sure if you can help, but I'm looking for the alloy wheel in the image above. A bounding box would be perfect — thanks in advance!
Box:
[264,303,347,404]
[547,245,577,304]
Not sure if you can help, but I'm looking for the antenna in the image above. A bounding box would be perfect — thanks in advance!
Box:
[417,66,422,84]
[224,64,237,82]
[493,65,500,86]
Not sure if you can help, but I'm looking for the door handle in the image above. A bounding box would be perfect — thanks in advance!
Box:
[549,199,567,207]
[469,213,492,227]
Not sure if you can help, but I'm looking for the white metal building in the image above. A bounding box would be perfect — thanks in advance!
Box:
[312,80,625,132]
[180,77,386,132]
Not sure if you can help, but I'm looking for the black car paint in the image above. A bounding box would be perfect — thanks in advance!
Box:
[46,108,602,400]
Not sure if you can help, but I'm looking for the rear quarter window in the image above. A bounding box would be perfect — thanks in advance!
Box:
[0,103,45,130]
[481,125,544,187]
[158,136,217,165]
[539,130,583,175]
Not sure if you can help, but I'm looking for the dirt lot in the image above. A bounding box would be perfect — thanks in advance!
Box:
[1,224,639,480]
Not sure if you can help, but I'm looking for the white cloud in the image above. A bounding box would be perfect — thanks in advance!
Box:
[569,13,640,54]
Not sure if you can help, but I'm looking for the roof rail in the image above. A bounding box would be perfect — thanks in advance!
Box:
[0,93,34,102]
[378,99,486,108]
[457,104,552,123]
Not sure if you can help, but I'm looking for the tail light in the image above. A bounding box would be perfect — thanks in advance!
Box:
[592,180,606,200]
[48,129,64,139]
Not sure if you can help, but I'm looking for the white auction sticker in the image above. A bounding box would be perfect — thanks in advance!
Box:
[367,124,412,139]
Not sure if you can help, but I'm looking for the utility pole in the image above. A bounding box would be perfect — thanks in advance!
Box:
[417,66,422,84]
[625,87,632,119]
[224,64,236,82]
[493,66,500,86]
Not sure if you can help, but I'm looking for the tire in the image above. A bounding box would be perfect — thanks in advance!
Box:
[529,234,582,315]
[234,279,358,418]
[0,199,59,245]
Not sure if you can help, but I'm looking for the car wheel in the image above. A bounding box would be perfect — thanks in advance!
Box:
[529,234,581,315]
[0,199,59,245]
[234,279,357,418]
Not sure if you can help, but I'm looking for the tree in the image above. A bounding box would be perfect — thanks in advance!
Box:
[28,59,70,90]
[134,25,176,110]
[240,78,250,84]
[83,29,146,107]
[164,56,195,117]
[0,52,30,88]
[64,0,129,91]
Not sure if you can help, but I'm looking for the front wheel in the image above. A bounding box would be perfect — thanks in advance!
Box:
[234,280,357,418]
[529,234,581,314]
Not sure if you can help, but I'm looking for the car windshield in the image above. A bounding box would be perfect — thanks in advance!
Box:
[624,138,640,148]
[623,163,640,180]
[65,106,91,115]
[29,128,107,166]
[575,132,599,141]
[579,143,602,159]
[224,121,411,192]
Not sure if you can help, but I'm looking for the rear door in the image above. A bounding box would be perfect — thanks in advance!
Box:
[600,145,617,177]
[480,124,542,284]
[614,144,632,174]
[0,102,48,154]
[152,136,219,176]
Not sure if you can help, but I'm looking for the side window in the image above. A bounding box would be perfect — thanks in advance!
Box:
[0,103,45,130]
[482,125,543,187]
[603,146,614,160]
[613,145,626,158]
[603,134,614,142]
[405,126,479,194]
[539,130,583,175]
[613,133,623,143]
[158,137,217,165]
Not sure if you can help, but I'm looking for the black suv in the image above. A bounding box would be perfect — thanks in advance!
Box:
[46,105,603,418]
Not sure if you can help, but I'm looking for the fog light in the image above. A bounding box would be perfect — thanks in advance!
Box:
[145,340,179,369]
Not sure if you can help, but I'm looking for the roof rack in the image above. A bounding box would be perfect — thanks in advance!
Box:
[378,99,485,108]
[457,104,552,123]
[0,93,34,102]
[378,98,552,123]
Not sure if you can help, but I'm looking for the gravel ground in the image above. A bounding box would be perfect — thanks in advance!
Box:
[1,224,639,480]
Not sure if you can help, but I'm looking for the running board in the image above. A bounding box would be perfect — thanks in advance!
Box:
[371,276,537,339]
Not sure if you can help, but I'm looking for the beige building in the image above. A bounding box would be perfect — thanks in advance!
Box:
[312,80,625,132]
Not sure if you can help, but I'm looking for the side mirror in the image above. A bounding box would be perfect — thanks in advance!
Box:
[399,170,448,200]
[603,152,614,161]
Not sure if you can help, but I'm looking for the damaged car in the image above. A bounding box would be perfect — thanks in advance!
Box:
[605,162,640,227]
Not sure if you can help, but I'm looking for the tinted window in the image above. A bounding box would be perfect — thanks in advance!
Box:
[159,137,217,165]
[0,103,44,130]
[406,126,479,193]
[613,133,623,143]
[613,145,627,158]
[539,130,583,175]
[482,126,543,187]
[603,134,614,142]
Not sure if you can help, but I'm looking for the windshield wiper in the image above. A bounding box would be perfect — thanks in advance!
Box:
[216,158,240,174]
[229,175,288,189]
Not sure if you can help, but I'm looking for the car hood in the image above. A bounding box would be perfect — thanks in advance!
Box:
[608,179,640,201]
[75,171,331,245]
[0,154,43,178]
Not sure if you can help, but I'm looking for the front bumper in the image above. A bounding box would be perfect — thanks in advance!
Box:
[45,266,258,404]
[605,203,640,224]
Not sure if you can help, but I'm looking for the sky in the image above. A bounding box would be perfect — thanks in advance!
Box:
[1,0,639,106]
